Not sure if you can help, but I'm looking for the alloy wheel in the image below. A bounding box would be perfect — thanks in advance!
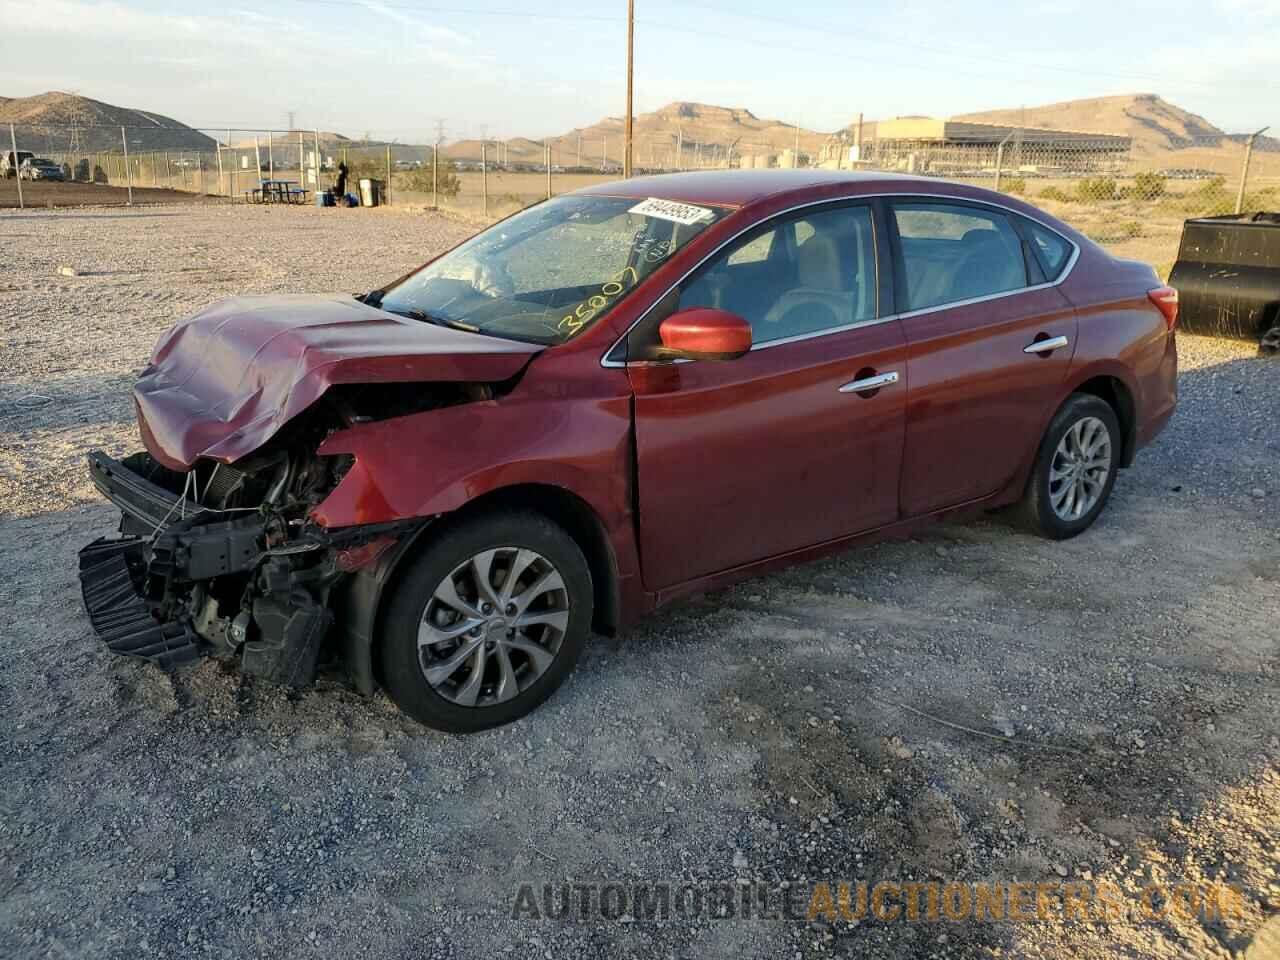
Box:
[418,547,569,708]
[1048,416,1112,522]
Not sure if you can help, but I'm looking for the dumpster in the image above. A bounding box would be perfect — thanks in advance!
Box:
[358,178,382,208]
[1169,212,1280,353]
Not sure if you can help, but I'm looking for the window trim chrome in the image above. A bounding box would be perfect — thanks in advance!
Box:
[599,190,1080,368]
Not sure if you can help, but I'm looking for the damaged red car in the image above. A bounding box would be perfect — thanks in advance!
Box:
[81,171,1178,732]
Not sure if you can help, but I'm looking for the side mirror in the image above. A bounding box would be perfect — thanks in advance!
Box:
[656,308,752,361]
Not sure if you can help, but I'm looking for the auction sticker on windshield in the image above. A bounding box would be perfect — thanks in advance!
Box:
[629,197,715,226]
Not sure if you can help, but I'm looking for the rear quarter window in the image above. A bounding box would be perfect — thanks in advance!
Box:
[1024,220,1073,279]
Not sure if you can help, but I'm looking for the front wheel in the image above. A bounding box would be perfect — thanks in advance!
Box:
[379,510,593,733]
[1016,394,1121,540]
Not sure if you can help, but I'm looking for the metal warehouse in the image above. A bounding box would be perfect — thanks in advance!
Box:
[849,117,1133,175]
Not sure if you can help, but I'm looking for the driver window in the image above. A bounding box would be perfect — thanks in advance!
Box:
[677,205,876,345]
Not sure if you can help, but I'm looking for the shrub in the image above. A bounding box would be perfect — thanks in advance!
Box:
[1086,220,1144,243]
[403,162,460,199]
[1038,185,1074,203]
[1172,175,1233,216]
[1077,177,1117,202]
[343,154,384,179]
[1129,171,1167,200]
[1001,177,1027,195]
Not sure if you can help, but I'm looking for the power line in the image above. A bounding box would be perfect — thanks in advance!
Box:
[669,0,1270,92]
[278,0,625,22]
[265,0,1278,93]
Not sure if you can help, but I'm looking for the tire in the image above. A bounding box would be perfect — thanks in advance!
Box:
[379,510,593,733]
[1016,393,1121,540]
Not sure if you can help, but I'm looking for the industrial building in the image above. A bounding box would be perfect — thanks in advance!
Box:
[821,117,1133,176]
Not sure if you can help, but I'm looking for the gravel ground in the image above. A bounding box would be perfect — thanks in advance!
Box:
[1,204,1277,959]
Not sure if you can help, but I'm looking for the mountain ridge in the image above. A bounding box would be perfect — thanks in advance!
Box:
[0,91,215,152]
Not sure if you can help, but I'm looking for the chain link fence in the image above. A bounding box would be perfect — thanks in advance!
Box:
[5,120,1277,276]
[838,131,1279,278]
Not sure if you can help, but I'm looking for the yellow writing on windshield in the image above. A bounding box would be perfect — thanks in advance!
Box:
[558,265,639,335]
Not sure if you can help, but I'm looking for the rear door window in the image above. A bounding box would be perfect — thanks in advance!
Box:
[891,202,1028,311]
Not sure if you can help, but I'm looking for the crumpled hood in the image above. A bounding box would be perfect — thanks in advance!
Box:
[134,293,541,470]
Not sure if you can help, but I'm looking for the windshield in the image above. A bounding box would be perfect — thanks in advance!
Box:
[378,194,729,344]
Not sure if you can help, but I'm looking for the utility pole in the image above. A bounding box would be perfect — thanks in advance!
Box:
[676,127,683,170]
[313,129,322,195]
[120,126,133,205]
[1235,126,1270,214]
[576,133,582,168]
[9,125,22,209]
[794,121,800,167]
[994,131,1013,192]
[623,0,635,178]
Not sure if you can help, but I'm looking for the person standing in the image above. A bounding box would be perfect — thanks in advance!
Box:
[335,160,350,200]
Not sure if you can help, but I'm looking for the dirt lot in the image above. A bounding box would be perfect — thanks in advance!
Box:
[0,178,210,209]
[1,204,1277,959]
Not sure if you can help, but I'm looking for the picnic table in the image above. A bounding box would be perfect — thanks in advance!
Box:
[244,179,310,205]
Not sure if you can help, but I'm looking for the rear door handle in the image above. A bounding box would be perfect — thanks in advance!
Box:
[839,371,899,394]
[1023,335,1070,354]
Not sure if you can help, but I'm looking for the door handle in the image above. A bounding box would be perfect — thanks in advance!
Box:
[839,371,900,394]
[1023,335,1070,354]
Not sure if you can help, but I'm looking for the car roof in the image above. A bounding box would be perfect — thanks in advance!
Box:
[573,169,936,208]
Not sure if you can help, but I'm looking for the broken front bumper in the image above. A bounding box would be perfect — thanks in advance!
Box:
[79,537,202,667]
[79,450,270,669]
[79,450,418,687]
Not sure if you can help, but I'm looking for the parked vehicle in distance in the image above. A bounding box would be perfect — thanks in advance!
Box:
[18,157,65,181]
[1170,211,1280,354]
[79,170,1178,732]
[2,149,35,178]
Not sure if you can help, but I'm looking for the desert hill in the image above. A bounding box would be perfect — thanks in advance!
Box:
[955,94,1226,153]
[229,130,351,149]
[444,101,829,167]
[0,91,216,153]
[950,93,1276,168]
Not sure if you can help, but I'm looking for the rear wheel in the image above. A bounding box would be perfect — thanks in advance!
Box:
[379,510,593,733]
[1017,394,1121,540]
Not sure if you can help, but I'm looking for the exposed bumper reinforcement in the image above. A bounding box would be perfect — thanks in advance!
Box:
[78,537,201,668]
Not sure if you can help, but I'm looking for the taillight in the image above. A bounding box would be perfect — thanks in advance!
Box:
[1148,286,1178,331]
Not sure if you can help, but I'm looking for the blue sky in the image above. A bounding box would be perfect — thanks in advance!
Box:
[0,0,1276,143]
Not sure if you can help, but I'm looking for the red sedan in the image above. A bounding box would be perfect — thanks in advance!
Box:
[80,171,1178,731]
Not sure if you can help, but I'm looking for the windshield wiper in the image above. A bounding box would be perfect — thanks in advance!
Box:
[358,288,386,307]
[396,307,481,333]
